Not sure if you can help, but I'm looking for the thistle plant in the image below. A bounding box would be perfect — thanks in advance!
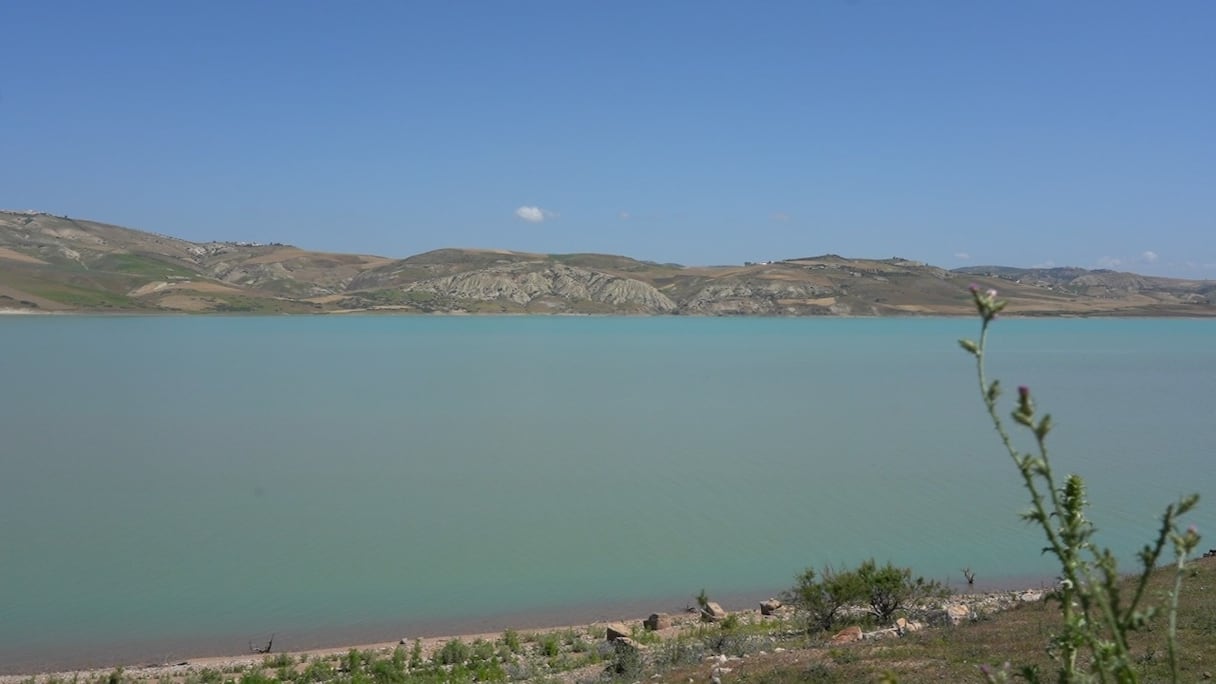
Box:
[960,285,1200,684]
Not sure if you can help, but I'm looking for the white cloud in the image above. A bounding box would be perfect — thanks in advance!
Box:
[953,252,971,260]
[1097,256,1123,269]
[618,211,632,221]
[514,206,555,223]
[1141,250,1159,264]
[1032,260,1057,269]
[771,211,790,222]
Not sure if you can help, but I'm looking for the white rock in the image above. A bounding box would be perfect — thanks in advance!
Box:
[946,603,971,625]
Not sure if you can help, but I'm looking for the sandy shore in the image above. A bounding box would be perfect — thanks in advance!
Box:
[0,615,672,683]
[0,589,778,677]
[5,632,513,683]
[0,580,1059,682]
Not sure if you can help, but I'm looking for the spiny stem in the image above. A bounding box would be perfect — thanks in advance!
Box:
[973,318,1080,681]
[1167,551,1185,681]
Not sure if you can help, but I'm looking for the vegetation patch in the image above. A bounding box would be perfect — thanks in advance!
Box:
[95,253,197,279]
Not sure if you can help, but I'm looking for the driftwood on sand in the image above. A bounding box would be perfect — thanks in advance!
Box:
[249,635,274,654]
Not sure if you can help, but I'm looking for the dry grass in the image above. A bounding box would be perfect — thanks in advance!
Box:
[652,556,1216,683]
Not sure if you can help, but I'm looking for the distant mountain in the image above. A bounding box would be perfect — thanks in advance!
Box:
[954,265,1215,303]
[1,210,1212,316]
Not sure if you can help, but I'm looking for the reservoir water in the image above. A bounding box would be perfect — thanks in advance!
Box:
[1,316,1213,672]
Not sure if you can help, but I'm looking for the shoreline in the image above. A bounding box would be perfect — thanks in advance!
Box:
[0,577,1056,679]
[2,306,1214,319]
[0,592,767,677]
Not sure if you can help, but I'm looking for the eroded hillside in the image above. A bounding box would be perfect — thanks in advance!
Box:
[1,211,1211,316]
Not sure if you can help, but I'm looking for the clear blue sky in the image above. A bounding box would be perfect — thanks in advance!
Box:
[2,1,1212,277]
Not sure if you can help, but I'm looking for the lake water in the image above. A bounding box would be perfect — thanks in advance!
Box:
[1,316,1213,672]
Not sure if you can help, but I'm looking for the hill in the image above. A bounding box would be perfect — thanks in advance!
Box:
[2,210,1212,316]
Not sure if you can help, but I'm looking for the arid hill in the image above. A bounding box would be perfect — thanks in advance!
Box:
[1,210,1211,316]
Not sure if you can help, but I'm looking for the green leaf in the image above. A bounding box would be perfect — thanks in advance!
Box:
[1035,414,1053,440]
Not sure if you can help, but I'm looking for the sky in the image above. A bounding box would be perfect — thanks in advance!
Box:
[1,1,1213,277]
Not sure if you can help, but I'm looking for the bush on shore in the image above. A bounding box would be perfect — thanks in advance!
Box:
[785,559,945,633]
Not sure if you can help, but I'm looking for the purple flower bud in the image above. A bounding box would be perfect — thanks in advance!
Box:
[1189,525,1198,534]
[969,283,979,293]
[1018,385,1030,399]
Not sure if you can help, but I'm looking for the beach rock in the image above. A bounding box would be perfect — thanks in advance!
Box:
[948,601,967,623]
[759,599,782,615]
[864,627,899,640]
[829,625,862,644]
[700,601,727,622]
[644,612,672,631]
[895,618,924,635]
[605,622,631,642]
[614,636,640,652]
[1020,590,1043,603]
[926,602,972,626]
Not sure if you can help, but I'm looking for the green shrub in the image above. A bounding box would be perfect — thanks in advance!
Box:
[433,638,471,666]
[472,660,506,682]
[500,628,522,654]
[536,632,560,657]
[608,642,643,678]
[470,637,496,664]
[787,559,943,632]
[652,637,706,667]
[628,623,662,645]
[785,565,866,632]
[344,648,364,673]
[408,638,424,670]
[263,652,293,669]
[369,655,406,684]
[855,559,947,624]
[298,659,334,683]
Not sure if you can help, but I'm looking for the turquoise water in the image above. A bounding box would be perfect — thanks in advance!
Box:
[1,316,1213,671]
